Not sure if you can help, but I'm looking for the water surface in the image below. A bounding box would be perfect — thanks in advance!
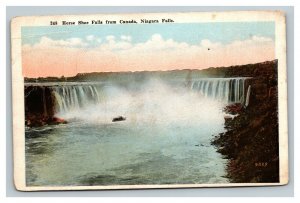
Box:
[25,80,229,186]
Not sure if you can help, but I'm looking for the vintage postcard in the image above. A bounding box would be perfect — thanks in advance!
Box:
[11,11,288,191]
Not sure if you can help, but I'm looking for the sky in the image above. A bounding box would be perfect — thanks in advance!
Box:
[22,22,275,77]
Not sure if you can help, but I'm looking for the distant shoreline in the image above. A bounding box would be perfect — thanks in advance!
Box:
[24,60,277,83]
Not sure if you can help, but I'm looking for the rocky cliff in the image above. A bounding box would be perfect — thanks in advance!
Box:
[212,60,279,183]
[25,86,66,127]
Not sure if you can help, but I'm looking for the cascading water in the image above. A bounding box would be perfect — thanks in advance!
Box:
[190,78,249,104]
[245,85,251,107]
[51,84,101,113]
[25,77,250,121]
[43,77,250,115]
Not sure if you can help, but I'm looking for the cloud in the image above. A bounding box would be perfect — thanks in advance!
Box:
[96,38,102,43]
[106,35,115,42]
[200,39,221,48]
[127,34,189,53]
[22,34,275,77]
[86,35,95,41]
[251,35,273,42]
[35,36,89,48]
[99,35,132,51]
[120,35,132,42]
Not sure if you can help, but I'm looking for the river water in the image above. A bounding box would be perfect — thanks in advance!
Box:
[25,79,232,186]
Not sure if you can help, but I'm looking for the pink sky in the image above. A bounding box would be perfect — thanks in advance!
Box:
[22,34,275,78]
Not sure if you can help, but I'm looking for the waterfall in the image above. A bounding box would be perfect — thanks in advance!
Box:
[25,77,250,116]
[50,84,101,113]
[190,78,249,104]
[245,85,251,107]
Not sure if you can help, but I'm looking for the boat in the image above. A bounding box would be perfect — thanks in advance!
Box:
[112,116,126,122]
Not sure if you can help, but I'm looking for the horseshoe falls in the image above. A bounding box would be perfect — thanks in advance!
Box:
[25,77,250,186]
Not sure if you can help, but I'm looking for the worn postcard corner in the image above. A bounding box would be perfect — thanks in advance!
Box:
[11,10,288,191]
